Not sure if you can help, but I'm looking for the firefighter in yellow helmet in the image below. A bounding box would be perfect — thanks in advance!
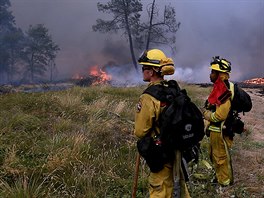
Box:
[203,56,234,188]
[134,49,190,198]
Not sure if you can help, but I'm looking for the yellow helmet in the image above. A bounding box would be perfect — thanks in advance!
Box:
[210,56,231,73]
[138,49,175,75]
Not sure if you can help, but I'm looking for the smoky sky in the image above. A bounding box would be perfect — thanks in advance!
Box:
[9,0,264,83]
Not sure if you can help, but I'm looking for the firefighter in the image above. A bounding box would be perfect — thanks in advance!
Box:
[203,56,234,187]
[134,49,190,198]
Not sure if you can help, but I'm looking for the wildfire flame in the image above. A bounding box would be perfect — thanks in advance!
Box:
[89,65,112,85]
[72,65,112,85]
[244,78,264,85]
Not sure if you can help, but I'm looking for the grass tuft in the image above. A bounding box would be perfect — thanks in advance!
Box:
[0,84,262,197]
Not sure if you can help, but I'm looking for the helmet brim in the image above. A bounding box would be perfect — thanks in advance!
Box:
[138,61,162,67]
[210,64,231,73]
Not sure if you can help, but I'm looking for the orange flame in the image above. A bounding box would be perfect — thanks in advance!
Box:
[244,78,264,85]
[89,65,112,85]
[72,65,112,85]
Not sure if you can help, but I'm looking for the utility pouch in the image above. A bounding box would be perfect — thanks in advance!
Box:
[182,144,200,164]
[232,116,244,134]
[137,135,170,173]
[223,122,235,138]
[223,113,244,137]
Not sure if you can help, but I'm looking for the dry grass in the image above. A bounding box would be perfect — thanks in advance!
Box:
[0,84,263,197]
[0,85,140,197]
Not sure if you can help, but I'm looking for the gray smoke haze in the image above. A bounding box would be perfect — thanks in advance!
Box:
[10,0,264,83]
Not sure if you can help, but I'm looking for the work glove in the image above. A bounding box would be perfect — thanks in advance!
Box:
[203,110,212,121]
[204,100,216,111]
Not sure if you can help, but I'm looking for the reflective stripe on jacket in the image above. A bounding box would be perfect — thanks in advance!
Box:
[208,99,231,132]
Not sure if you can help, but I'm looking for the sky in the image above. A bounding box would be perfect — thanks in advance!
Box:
[9,0,264,84]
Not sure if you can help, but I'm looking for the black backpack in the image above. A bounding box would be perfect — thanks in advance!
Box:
[231,83,252,113]
[224,82,252,135]
[144,80,205,158]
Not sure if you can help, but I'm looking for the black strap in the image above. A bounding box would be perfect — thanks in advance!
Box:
[143,80,181,102]
[144,85,167,102]
[143,80,184,137]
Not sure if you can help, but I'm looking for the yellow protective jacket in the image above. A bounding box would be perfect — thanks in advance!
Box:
[134,81,166,138]
[204,100,231,132]
[204,75,233,132]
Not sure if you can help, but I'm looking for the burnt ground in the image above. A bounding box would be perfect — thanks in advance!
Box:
[221,87,264,197]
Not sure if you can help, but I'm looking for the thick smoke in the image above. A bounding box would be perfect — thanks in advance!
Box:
[9,0,264,83]
[172,0,264,82]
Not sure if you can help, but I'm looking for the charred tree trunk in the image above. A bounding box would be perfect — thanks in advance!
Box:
[49,59,55,82]
[122,0,138,72]
[145,0,155,50]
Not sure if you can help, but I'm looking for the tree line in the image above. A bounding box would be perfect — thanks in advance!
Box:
[0,0,180,84]
[0,0,60,84]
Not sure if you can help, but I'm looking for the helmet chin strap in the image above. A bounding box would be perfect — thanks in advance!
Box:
[152,66,162,74]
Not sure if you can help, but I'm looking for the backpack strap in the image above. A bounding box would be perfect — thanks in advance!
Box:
[144,81,187,132]
[143,80,181,102]
[229,82,235,101]
[143,81,183,137]
[143,85,168,102]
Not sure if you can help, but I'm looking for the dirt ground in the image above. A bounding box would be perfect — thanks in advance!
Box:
[222,87,264,197]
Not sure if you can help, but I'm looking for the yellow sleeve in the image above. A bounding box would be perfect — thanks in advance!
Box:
[210,99,231,123]
[134,94,160,138]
